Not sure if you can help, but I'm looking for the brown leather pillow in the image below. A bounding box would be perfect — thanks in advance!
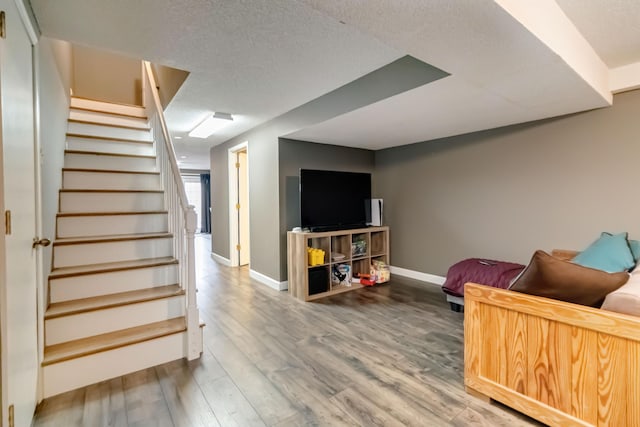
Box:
[509,250,629,307]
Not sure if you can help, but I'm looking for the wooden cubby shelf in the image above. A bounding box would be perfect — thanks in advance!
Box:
[287,226,390,301]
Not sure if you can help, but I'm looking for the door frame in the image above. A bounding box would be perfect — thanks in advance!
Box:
[227,141,249,267]
[1,1,42,419]
[0,22,6,425]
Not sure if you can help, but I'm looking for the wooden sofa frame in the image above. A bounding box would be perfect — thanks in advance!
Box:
[464,282,640,427]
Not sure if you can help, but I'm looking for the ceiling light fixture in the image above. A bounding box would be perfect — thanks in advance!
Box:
[188,112,234,138]
[174,136,183,140]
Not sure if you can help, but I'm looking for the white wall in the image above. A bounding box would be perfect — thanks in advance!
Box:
[37,37,72,289]
[72,45,142,105]
[151,63,189,109]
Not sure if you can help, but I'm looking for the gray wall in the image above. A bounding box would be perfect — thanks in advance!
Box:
[211,56,444,282]
[210,128,280,280]
[375,89,640,277]
[279,138,375,278]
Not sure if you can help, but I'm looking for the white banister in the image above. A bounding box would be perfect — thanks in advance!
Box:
[142,61,202,360]
[184,205,201,360]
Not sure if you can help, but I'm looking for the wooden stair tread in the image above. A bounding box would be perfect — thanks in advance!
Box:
[64,149,156,159]
[49,257,178,279]
[57,210,168,218]
[68,118,151,131]
[70,106,148,120]
[66,133,153,145]
[59,189,163,194]
[53,232,173,246]
[42,317,186,366]
[45,284,184,319]
[62,167,159,175]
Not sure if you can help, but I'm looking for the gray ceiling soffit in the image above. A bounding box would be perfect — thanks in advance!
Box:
[282,55,450,130]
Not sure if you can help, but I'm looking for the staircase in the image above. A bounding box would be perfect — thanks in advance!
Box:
[42,92,202,398]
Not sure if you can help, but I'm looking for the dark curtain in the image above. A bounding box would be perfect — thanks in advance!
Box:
[200,173,211,233]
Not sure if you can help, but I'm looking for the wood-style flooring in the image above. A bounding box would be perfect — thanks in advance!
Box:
[33,235,542,426]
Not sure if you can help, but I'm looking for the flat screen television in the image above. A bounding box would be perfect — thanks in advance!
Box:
[300,169,371,232]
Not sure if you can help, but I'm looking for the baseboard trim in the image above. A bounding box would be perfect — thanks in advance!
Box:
[249,269,288,291]
[210,252,231,267]
[390,266,445,287]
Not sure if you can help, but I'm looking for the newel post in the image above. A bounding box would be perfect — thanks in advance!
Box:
[185,205,202,360]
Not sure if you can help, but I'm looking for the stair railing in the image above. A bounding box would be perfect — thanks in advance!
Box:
[142,61,202,360]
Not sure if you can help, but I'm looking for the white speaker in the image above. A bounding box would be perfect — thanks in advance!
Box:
[366,198,383,226]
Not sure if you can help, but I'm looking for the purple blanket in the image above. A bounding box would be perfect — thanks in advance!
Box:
[442,258,525,297]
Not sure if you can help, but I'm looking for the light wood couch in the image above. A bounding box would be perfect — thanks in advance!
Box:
[464,282,640,426]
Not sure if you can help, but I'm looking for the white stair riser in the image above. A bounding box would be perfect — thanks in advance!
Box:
[60,191,164,213]
[68,121,153,142]
[45,295,185,345]
[63,170,161,191]
[67,136,154,156]
[64,152,157,173]
[43,332,185,398]
[53,237,173,268]
[70,97,146,118]
[49,264,179,303]
[57,213,168,238]
[69,109,149,129]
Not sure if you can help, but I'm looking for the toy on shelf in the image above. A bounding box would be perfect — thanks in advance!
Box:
[371,260,390,283]
[356,273,376,286]
[352,239,367,258]
[307,247,325,266]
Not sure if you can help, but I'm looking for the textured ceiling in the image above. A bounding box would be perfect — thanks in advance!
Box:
[556,0,640,68]
[30,0,401,168]
[29,0,640,169]
[287,0,611,148]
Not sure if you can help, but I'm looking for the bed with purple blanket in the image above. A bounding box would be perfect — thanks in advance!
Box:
[442,258,525,312]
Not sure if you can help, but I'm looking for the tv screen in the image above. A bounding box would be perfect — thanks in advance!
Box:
[300,169,371,232]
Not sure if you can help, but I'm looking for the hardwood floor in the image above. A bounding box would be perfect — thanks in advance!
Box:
[33,235,542,427]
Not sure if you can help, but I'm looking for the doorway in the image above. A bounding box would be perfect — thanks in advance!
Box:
[228,142,250,267]
[182,174,204,233]
[0,0,40,425]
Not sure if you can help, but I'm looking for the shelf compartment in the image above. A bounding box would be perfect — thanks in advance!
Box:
[307,236,330,266]
[330,262,352,290]
[351,233,369,258]
[370,231,387,256]
[331,234,351,262]
[352,259,371,277]
[308,266,330,296]
[307,236,330,252]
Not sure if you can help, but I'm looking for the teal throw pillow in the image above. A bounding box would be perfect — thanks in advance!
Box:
[572,232,635,273]
[629,239,640,262]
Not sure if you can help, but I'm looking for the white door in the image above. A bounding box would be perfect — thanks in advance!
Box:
[0,1,39,426]
[237,150,250,266]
